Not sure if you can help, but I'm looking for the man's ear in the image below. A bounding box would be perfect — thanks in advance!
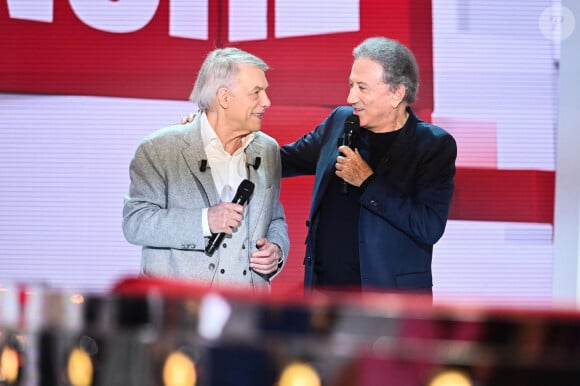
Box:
[391,84,406,109]
[217,87,229,109]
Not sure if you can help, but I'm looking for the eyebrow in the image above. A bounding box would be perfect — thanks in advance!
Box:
[249,85,267,93]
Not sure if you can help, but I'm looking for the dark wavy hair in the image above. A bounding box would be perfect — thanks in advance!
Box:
[353,37,419,104]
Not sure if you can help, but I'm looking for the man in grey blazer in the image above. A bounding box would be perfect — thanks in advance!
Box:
[123,47,289,292]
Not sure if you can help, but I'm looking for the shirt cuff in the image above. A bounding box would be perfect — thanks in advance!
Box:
[202,208,211,237]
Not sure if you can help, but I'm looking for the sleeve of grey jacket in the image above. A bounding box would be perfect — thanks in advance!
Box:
[122,139,207,251]
[265,142,290,278]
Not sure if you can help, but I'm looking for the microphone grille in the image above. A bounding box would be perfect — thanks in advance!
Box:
[345,114,360,131]
[237,179,255,199]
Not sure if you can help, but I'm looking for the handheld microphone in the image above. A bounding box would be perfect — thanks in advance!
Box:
[205,179,255,255]
[340,114,360,194]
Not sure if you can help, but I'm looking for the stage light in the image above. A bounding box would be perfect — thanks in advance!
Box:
[70,294,85,305]
[67,347,94,386]
[162,351,197,386]
[0,346,19,384]
[278,361,321,386]
[427,369,472,386]
[197,293,231,340]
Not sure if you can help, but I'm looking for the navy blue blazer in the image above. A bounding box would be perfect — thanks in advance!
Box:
[281,106,457,291]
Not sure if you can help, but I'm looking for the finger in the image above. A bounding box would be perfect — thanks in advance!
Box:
[227,215,242,229]
[231,203,245,214]
[250,256,270,266]
[227,218,239,229]
[252,247,277,261]
[338,146,354,156]
[230,211,243,222]
[251,249,268,259]
[250,258,277,273]
[251,266,274,275]
[220,202,244,214]
[255,238,267,249]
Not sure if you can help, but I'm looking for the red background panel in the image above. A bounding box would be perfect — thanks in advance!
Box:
[0,0,433,115]
[450,168,555,224]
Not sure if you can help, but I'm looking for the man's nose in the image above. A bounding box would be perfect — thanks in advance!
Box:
[346,88,358,105]
[261,92,271,108]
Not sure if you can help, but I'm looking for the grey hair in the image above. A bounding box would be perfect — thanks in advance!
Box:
[353,37,419,104]
[190,47,269,111]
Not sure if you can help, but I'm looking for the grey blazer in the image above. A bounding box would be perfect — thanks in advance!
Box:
[123,115,289,292]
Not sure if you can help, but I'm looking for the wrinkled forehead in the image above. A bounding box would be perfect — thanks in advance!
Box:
[350,57,386,84]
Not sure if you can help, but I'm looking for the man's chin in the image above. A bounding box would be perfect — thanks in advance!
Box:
[250,123,263,132]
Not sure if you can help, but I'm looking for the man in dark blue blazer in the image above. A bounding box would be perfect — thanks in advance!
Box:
[281,37,457,294]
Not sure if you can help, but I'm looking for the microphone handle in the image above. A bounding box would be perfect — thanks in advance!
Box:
[341,179,349,194]
[341,131,354,194]
[205,232,225,255]
[206,196,242,255]
[205,182,253,255]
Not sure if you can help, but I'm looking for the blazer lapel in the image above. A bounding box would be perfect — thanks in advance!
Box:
[245,140,266,240]
[181,116,220,207]
[376,108,418,177]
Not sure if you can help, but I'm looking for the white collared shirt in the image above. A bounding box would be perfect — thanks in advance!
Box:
[199,112,254,236]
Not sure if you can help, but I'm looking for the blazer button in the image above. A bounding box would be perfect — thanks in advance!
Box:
[242,244,246,250]
[370,199,378,207]
[208,263,215,271]
[222,243,227,248]
[243,270,247,275]
[220,269,225,274]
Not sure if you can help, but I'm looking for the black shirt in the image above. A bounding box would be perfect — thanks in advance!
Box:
[314,127,402,289]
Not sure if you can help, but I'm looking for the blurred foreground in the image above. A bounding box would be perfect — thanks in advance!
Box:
[1,277,579,386]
